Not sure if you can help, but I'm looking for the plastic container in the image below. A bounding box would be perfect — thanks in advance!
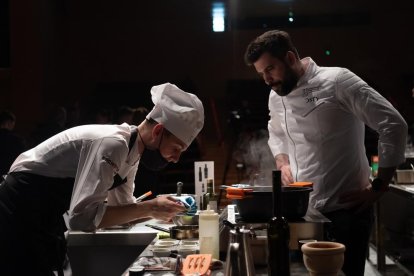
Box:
[396,170,414,183]
[198,208,219,259]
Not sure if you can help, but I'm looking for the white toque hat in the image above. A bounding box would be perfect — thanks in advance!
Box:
[146,83,204,146]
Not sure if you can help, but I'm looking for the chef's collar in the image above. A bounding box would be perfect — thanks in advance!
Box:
[126,126,140,166]
[296,57,317,87]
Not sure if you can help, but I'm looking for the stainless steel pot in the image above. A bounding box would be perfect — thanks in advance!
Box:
[145,224,199,240]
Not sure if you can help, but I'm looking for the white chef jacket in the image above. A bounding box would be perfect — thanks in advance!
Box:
[9,123,140,231]
[268,57,407,213]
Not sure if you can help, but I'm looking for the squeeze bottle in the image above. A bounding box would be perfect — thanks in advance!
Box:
[198,207,219,259]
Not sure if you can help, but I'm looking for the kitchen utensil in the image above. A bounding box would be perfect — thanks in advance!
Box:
[136,191,152,202]
[152,248,171,257]
[223,220,256,276]
[178,247,197,258]
[145,224,199,240]
[225,187,254,199]
[226,185,313,220]
[181,254,212,276]
[225,182,313,200]
[288,182,313,188]
[173,214,199,226]
[176,182,184,196]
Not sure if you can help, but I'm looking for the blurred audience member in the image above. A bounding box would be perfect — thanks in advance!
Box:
[132,106,149,125]
[0,110,26,176]
[115,105,135,124]
[93,106,113,124]
[66,100,82,128]
[30,105,67,147]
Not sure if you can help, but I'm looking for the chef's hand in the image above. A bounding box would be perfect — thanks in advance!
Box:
[280,164,294,185]
[147,196,187,222]
[173,196,197,215]
[275,154,293,185]
[340,167,394,213]
[338,187,385,213]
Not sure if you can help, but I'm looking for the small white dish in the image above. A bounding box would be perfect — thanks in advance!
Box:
[155,241,176,247]
[178,247,197,258]
[153,248,171,257]
[181,240,198,246]
[154,238,179,247]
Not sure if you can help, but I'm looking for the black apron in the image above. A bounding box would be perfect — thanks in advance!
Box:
[0,129,137,276]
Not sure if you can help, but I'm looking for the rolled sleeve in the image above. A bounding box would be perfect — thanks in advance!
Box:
[68,137,128,231]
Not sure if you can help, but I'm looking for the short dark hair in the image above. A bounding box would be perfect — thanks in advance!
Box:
[145,117,172,136]
[244,30,299,66]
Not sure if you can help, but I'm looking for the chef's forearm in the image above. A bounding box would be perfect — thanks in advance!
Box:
[275,153,290,170]
[98,202,151,228]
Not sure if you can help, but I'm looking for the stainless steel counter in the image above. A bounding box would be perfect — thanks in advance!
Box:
[389,183,414,196]
[122,227,313,276]
[219,205,330,258]
[67,223,158,276]
[120,210,332,276]
[65,209,330,276]
[374,183,414,274]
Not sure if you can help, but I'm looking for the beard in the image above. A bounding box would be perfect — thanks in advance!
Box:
[270,63,300,96]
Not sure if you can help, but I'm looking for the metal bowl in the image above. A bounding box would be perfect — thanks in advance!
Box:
[145,224,199,240]
[172,214,199,226]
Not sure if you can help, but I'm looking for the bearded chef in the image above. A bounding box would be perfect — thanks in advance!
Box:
[0,83,204,276]
[244,30,407,276]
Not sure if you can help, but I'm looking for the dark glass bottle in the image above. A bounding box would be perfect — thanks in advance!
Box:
[267,170,290,276]
[206,179,218,212]
[201,182,208,210]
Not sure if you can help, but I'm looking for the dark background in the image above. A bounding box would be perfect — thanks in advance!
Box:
[1,1,413,268]
[1,0,413,141]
